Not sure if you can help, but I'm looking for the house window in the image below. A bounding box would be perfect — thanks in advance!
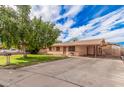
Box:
[49,47,52,51]
[68,46,75,51]
[56,47,60,51]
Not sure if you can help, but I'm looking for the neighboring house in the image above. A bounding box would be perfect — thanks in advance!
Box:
[40,39,106,57]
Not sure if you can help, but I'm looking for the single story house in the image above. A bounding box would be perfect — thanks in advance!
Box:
[39,39,122,58]
[40,39,106,57]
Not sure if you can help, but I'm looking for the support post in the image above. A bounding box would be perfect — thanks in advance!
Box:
[86,46,88,56]
[94,45,97,57]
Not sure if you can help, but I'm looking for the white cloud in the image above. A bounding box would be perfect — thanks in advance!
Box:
[107,36,124,43]
[61,25,92,42]
[55,19,75,41]
[30,5,60,22]
[63,5,83,18]
[55,6,84,41]
[82,28,124,40]
[63,7,124,43]
[55,5,84,21]
[55,24,66,31]
[55,19,75,31]
[64,20,74,28]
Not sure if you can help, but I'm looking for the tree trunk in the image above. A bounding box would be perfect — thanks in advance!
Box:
[23,52,27,58]
[22,45,27,58]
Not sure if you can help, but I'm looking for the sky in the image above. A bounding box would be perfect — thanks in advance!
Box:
[11,5,124,46]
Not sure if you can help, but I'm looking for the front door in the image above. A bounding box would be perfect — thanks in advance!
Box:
[63,47,66,55]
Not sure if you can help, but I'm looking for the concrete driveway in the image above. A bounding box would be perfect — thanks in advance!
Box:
[0,57,124,87]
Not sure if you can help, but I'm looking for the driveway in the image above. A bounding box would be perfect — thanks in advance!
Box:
[0,57,124,87]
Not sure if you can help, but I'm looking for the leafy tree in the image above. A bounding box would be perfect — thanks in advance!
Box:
[0,6,18,49]
[55,40,62,43]
[0,5,61,56]
[28,17,60,53]
[16,5,31,57]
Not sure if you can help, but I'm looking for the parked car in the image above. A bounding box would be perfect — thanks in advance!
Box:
[0,48,22,55]
[0,49,8,55]
[9,48,20,53]
[0,49,7,53]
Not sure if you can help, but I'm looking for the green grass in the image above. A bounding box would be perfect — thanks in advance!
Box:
[0,54,67,68]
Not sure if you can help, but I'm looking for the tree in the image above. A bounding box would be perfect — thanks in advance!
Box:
[0,6,18,49]
[16,5,31,57]
[0,5,61,56]
[28,17,60,53]
[55,40,62,43]
[0,6,19,65]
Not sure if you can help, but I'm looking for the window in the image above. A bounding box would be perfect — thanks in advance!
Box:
[68,46,75,51]
[49,47,52,51]
[56,47,60,51]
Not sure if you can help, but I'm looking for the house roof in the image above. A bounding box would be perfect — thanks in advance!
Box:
[52,39,105,47]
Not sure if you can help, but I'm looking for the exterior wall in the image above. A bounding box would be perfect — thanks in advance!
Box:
[75,46,87,56]
[45,46,88,56]
[62,46,87,56]
[87,46,94,55]
[44,46,87,56]
[121,48,124,56]
[111,45,121,57]
[47,46,64,55]
[102,45,121,57]
[39,48,48,54]
[102,45,112,56]
[63,46,77,56]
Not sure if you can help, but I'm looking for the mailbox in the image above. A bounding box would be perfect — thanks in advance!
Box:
[3,52,12,65]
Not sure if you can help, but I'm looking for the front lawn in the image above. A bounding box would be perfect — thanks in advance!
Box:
[0,54,67,69]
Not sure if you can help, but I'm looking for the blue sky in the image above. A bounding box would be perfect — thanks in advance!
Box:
[11,5,124,46]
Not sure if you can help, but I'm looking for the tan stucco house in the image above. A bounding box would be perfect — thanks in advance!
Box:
[40,39,106,57]
[39,38,122,57]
